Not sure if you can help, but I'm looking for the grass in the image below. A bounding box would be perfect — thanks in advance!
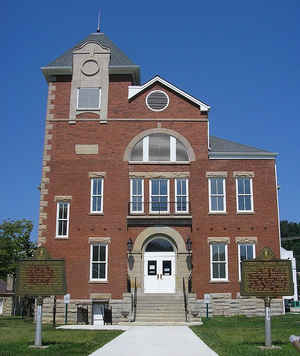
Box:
[0,317,123,355]
[191,314,300,356]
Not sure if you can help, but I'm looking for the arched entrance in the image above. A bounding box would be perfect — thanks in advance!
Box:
[129,227,190,295]
[143,235,176,293]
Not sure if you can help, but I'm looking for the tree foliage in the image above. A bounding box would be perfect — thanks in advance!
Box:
[0,219,36,280]
[281,220,300,238]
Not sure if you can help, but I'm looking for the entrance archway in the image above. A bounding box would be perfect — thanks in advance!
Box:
[128,227,190,295]
[144,235,176,293]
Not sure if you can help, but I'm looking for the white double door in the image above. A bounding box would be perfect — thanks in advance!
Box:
[144,252,176,293]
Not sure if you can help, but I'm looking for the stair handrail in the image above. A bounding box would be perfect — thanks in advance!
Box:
[132,277,137,322]
[183,277,188,322]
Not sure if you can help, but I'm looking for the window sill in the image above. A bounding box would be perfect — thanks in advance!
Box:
[88,280,108,284]
[89,213,104,216]
[236,211,255,215]
[208,212,227,215]
[54,236,69,240]
[127,215,192,219]
[128,161,191,165]
[209,280,230,283]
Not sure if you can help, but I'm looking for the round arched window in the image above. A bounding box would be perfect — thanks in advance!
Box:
[130,133,189,162]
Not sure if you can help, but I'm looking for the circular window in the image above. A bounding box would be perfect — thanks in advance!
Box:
[81,59,99,76]
[146,90,169,112]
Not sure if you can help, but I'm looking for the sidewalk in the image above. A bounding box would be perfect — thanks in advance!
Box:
[88,326,219,356]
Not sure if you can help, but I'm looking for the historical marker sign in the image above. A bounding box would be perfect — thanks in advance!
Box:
[240,247,294,297]
[16,247,66,297]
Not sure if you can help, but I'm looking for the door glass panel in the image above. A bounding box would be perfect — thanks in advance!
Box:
[148,260,157,275]
[162,260,172,276]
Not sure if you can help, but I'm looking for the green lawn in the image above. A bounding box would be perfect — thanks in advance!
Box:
[0,317,123,355]
[191,314,300,356]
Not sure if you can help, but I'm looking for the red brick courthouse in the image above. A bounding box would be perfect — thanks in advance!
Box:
[38,31,283,324]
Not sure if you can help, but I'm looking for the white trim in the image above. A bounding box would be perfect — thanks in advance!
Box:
[56,201,70,238]
[209,152,277,160]
[90,243,108,282]
[238,243,256,281]
[236,177,254,213]
[210,243,228,282]
[175,178,189,214]
[208,177,226,213]
[143,136,149,161]
[128,75,210,111]
[130,178,144,214]
[145,90,169,112]
[150,179,170,214]
[90,178,104,214]
[77,87,101,110]
[170,136,176,161]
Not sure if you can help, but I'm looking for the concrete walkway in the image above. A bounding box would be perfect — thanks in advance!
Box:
[88,326,219,356]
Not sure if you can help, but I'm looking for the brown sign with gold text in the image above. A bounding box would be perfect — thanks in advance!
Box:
[16,247,66,296]
[240,247,294,297]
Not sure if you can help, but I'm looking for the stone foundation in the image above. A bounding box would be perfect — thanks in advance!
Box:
[188,293,284,320]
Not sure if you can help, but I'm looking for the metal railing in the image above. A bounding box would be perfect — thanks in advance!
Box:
[183,277,188,322]
[128,201,191,215]
[131,277,137,322]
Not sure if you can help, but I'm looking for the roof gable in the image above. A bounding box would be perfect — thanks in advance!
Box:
[128,75,210,111]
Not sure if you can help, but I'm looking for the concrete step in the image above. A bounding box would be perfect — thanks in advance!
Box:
[119,321,203,326]
[135,317,186,322]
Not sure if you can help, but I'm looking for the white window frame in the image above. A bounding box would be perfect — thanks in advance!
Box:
[90,178,103,214]
[208,177,226,213]
[236,177,254,213]
[175,178,189,213]
[77,87,101,110]
[130,178,144,214]
[0,298,3,315]
[238,243,256,281]
[149,179,170,214]
[56,201,70,238]
[90,243,108,282]
[210,243,228,281]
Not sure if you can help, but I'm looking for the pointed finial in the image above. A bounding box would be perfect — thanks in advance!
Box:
[97,10,101,32]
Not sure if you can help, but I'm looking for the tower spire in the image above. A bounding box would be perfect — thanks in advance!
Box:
[97,10,101,33]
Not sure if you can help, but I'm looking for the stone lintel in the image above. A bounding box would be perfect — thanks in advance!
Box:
[129,172,190,178]
[208,237,230,244]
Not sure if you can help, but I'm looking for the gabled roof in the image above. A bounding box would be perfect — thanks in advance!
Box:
[209,136,277,159]
[128,75,210,111]
[41,32,140,83]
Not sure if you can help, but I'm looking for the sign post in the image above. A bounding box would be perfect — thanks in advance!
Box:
[64,293,70,324]
[241,247,294,349]
[203,293,210,318]
[16,247,66,348]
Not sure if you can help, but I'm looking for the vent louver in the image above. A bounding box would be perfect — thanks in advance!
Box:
[146,91,169,111]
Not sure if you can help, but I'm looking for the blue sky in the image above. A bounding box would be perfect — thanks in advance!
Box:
[1,1,299,241]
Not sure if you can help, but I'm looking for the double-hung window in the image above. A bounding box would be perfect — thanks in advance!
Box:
[130,178,144,213]
[56,202,70,238]
[238,244,255,281]
[77,88,101,110]
[90,244,108,281]
[210,243,228,281]
[90,178,103,213]
[209,177,226,213]
[175,178,189,213]
[236,177,253,212]
[150,179,169,214]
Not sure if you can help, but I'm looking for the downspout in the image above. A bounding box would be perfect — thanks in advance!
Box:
[275,163,281,253]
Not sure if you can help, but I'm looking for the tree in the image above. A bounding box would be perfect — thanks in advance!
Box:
[0,219,36,280]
